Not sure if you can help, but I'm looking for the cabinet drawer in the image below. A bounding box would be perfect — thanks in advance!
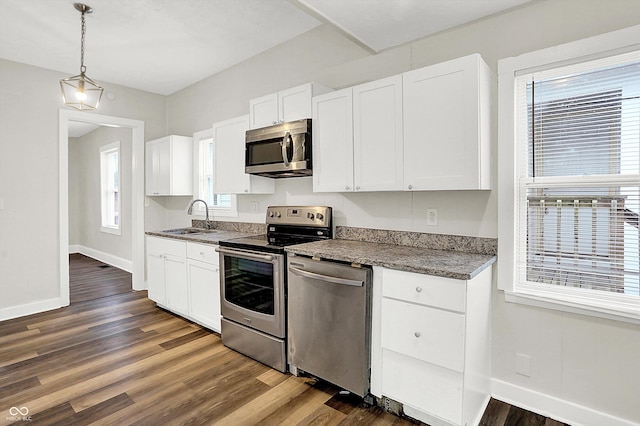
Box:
[186,243,218,265]
[382,349,462,425]
[382,268,466,312]
[381,298,465,372]
[146,236,186,258]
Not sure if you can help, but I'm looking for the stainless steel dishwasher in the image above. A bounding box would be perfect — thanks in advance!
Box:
[287,254,372,397]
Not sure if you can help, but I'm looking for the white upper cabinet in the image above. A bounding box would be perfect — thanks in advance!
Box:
[403,53,491,191]
[312,76,403,192]
[213,115,274,194]
[353,75,404,192]
[250,82,332,129]
[312,88,354,192]
[145,135,192,196]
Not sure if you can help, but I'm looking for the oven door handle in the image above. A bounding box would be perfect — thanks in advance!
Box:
[215,247,274,262]
[289,266,363,287]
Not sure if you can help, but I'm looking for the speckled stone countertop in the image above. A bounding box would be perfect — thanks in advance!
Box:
[145,220,264,244]
[145,228,258,244]
[285,239,496,280]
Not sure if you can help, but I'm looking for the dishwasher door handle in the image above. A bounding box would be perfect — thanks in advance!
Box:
[289,266,363,287]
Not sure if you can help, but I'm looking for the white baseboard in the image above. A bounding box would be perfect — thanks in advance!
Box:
[492,379,640,426]
[0,297,66,322]
[69,245,133,273]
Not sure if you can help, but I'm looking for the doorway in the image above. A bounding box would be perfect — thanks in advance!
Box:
[59,110,145,307]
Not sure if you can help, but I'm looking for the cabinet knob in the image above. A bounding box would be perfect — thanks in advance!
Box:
[200,252,205,256]
[244,189,249,193]
[356,186,361,190]
[345,186,351,190]
[414,331,421,338]
[416,286,422,293]
[408,185,413,190]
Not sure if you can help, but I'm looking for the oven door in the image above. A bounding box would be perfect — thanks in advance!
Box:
[217,247,285,338]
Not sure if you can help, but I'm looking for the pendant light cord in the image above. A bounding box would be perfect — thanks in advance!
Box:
[80,10,86,73]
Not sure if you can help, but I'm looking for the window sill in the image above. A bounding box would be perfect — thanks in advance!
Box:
[101,226,121,236]
[504,289,640,325]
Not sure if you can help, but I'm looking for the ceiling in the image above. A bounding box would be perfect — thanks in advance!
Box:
[0,0,533,96]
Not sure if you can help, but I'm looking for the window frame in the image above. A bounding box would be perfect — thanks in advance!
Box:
[100,141,121,235]
[497,26,640,324]
[192,128,238,218]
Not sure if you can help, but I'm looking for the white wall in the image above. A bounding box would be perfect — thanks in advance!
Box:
[69,126,133,261]
[166,1,640,424]
[0,59,167,317]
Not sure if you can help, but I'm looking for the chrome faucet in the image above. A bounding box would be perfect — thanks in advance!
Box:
[187,199,212,229]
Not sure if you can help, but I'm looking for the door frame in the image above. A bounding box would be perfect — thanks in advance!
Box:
[59,109,145,305]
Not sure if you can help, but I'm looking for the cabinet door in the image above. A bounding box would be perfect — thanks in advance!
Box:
[146,251,165,304]
[312,88,354,192]
[279,83,313,123]
[145,138,170,195]
[250,93,279,129]
[164,253,188,315]
[213,115,274,194]
[187,259,221,332]
[403,54,486,190]
[353,75,403,191]
[382,349,463,426]
[213,115,251,194]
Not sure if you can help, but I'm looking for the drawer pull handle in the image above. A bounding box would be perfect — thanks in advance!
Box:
[414,331,421,338]
[415,286,422,293]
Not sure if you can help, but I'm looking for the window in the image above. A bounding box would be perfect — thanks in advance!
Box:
[498,29,640,322]
[193,129,237,217]
[100,141,121,235]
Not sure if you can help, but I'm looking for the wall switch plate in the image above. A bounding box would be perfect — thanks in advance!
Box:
[250,201,259,212]
[516,353,531,377]
[426,209,438,226]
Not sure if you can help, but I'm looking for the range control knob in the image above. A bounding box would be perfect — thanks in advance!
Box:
[275,211,281,218]
[307,212,315,220]
[268,211,274,217]
[316,213,324,221]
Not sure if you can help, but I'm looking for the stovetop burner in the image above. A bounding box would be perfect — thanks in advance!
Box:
[219,206,333,254]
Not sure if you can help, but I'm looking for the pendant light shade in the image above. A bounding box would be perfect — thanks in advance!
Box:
[60,3,103,110]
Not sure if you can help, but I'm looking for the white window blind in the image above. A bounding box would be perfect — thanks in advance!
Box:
[515,52,639,315]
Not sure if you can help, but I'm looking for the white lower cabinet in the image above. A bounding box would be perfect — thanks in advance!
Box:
[371,266,492,426]
[146,236,221,332]
[146,236,188,315]
[186,243,221,332]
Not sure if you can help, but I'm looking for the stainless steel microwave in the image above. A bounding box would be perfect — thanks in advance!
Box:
[245,119,312,178]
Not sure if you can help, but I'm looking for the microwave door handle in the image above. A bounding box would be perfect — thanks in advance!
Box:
[281,131,291,167]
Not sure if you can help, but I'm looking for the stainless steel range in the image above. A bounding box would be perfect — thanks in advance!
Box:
[216,206,332,372]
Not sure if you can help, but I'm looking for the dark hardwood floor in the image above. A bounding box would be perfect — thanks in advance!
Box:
[69,254,132,304]
[0,256,569,425]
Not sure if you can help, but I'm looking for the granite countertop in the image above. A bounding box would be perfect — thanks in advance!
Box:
[145,228,258,245]
[285,239,496,280]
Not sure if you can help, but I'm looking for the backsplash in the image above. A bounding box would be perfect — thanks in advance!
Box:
[191,220,497,255]
[191,220,266,234]
[336,226,497,256]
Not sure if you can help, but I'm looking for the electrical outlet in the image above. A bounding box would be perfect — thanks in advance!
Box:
[516,353,531,377]
[426,209,438,226]
[250,201,259,212]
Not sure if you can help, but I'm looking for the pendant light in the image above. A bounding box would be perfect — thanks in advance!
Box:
[59,3,103,110]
